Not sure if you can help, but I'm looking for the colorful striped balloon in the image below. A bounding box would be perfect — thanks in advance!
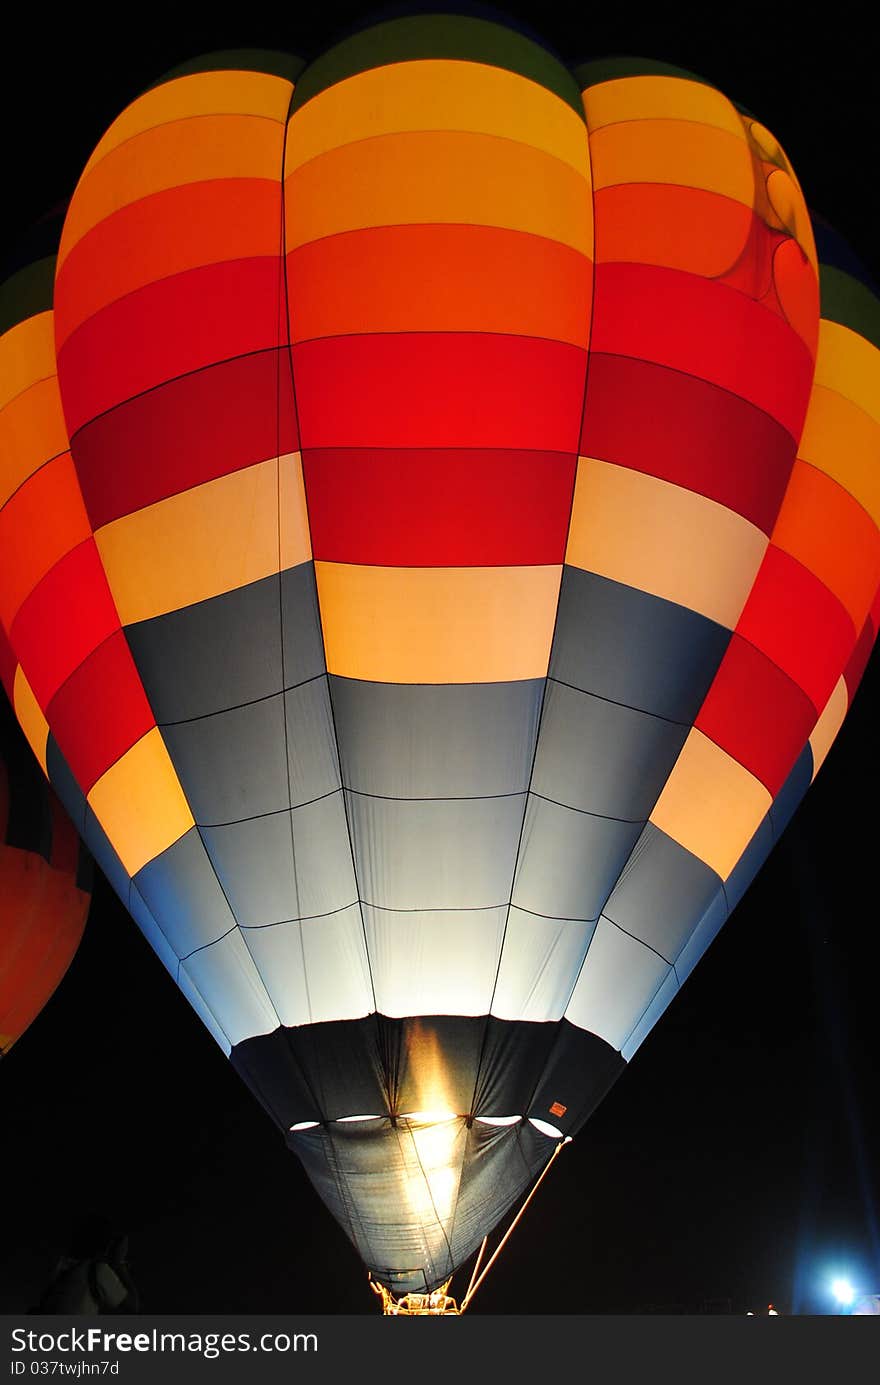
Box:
[0,16,877,1300]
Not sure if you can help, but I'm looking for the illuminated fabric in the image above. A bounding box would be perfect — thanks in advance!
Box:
[1,18,877,1292]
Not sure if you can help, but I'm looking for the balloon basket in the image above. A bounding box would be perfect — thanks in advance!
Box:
[370,1278,460,1315]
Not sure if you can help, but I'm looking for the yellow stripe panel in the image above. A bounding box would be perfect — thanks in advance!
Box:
[12,666,49,772]
[315,562,562,683]
[284,132,591,254]
[0,378,70,510]
[566,459,767,630]
[82,70,294,177]
[798,383,880,525]
[588,119,753,205]
[87,727,194,877]
[813,319,880,428]
[95,453,310,626]
[808,676,849,780]
[650,728,772,879]
[286,60,588,177]
[0,313,56,413]
[59,116,286,267]
[583,75,744,139]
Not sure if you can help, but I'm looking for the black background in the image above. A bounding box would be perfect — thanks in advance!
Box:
[1,1,878,1318]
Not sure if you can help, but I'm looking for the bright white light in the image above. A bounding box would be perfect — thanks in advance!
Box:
[289,1121,320,1132]
[335,1114,383,1123]
[832,1278,855,1307]
[399,1109,458,1124]
[474,1115,523,1127]
[529,1117,564,1139]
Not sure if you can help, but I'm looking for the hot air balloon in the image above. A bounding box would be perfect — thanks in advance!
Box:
[0,13,877,1311]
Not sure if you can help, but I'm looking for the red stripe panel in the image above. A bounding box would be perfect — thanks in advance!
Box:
[0,624,16,703]
[47,794,80,874]
[71,350,298,530]
[302,448,577,566]
[57,258,286,436]
[843,617,876,701]
[54,179,283,350]
[10,540,121,707]
[580,354,795,533]
[590,263,814,440]
[292,334,587,451]
[695,633,817,796]
[47,630,155,793]
[735,546,856,714]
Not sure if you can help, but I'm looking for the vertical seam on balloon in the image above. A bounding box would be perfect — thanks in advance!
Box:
[465,113,598,1123]
[277,88,382,1037]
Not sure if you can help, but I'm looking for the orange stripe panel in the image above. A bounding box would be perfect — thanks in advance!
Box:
[286,59,588,175]
[315,562,562,683]
[286,224,591,344]
[588,119,753,205]
[95,453,311,625]
[798,384,880,524]
[566,458,767,628]
[55,178,283,349]
[87,727,194,877]
[650,728,772,879]
[284,132,592,254]
[0,378,70,509]
[0,313,56,413]
[12,665,49,771]
[593,183,754,277]
[771,461,880,629]
[82,70,294,176]
[583,75,745,137]
[59,116,286,266]
[0,453,91,629]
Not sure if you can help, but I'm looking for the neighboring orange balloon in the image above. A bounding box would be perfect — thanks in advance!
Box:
[0,681,91,1055]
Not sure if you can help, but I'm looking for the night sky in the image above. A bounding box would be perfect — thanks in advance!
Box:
[1,1,878,1317]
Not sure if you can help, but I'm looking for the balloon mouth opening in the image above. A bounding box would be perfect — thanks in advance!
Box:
[289,1113,564,1137]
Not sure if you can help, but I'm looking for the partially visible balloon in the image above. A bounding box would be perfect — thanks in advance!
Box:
[0,673,91,1055]
[0,18,878,1301]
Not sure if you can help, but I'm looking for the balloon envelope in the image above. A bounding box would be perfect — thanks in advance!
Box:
[0,17,878,1294]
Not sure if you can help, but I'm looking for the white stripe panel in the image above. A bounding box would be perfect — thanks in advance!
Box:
[129,883,179,980]
[491,908,596,1022]
[243,903,373,1025]
[176,969,233,1055]
[620,966,679,1061]
[673,890,728,986]
[364,906,507,1017]
[564,916,668,1051]
[180,928,278,1046]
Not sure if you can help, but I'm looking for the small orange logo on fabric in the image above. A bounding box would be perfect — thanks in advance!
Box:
[549,1101,567,1118]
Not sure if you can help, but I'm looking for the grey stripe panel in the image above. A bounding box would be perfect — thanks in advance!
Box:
[125,564,324,723]
[565,916,670,1048]
[46,735,87,836]
[550,566,731,722]
[133,825,237,955]
[202,791,357,927]
[161,676,340,824]
[603,822,722,961]
[243,903,372,1026]
[512,793,642,919]
[180,927,278,1044]
[532,678,689,817]
[330,677,543,797]
[363,905,507,1018]
[492,909,596,1022]
[347,791,526,911]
